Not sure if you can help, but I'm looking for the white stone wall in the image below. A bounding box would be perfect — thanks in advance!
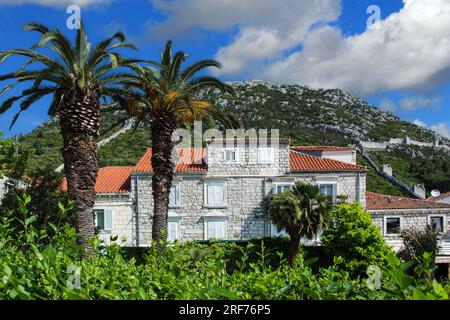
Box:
[321,151,356,165]
[94,195,135,246]
[206,140,290,176]
[370,210,450,242]
[130,170,366,244]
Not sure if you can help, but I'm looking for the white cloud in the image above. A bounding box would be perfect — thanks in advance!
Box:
[409,119,450,139]
[431,123,450,139]
[379,98,396,113]
[150,0,341,77]
[413,119,427,128]
[262,0,450,95]
[152,0,450,96]
[399,97,442,111]
[0,0,111,7]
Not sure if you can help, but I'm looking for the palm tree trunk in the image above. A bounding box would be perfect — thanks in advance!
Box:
[288,234,301,267]
[60,89,100,256]
[151,113,177,249]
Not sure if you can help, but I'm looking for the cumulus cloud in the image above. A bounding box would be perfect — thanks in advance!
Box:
[379,98,397,113]
[0,0,111,7]
[150,0,341,77]
[152,0,450,96]
[413,119,427,128]
[431,123,450,139]
[262,0,450,95]
[410,119,450,139]
[399,96,442,111]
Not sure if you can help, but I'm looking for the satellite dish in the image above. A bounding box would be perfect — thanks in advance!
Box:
[431,190,441,198]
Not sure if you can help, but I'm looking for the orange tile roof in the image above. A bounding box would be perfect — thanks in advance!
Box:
[366,192,450,210]
[289,151,366,172]
[133,148,207,173]
[291,146,356,152]
[62,166,133,194]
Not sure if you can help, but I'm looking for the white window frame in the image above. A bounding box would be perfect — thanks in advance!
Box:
[204,180,226,208]
[167,212,181,244]
[428,214,446,233]
[384,215,402,236]
[203,216,227,240]
[272,182,294,195]
[93,208,114,233]
[318,183,338,203]
[258,147,275,164]
[169,182,181,208]
[223,148,239,164]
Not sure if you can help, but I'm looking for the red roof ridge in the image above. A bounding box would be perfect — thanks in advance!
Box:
[291,145,356,152]
[290,150,367,172]
[366,191,450,210]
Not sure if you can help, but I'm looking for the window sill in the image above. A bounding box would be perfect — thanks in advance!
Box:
[204,205,228,209]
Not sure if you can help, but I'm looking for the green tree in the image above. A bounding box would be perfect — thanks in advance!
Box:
[321,203,392,276]
[266,182,333,266]
[123,41,231,246]
[0,23,137,254]
[0,166,71,241]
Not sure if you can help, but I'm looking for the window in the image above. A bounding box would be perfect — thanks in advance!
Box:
[223,149,239,163]
[167,220,180,243]
[319,184,337,202]
[205,182,225,207]
[93,209,113,232]
[430,216,444,233]
[205,220,226,240]
[385,217,401,235]
[272,184,293,195]
[258,148,275,164]
[270,224,288,237]
[169,183,180,207]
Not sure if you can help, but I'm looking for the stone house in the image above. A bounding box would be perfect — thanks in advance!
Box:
[86,139,450,272]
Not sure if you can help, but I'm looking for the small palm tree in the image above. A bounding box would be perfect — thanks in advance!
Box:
[0,23,137,254]
[266,182,333,266]
[123,40,232,247]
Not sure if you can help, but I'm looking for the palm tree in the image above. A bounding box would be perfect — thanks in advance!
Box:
[266,182,333,266]
[122,41,232,247]
[0,23,138,254]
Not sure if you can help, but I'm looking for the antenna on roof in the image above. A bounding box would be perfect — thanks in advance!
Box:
[431,189,441,198]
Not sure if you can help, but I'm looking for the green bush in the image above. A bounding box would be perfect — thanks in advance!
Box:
[321,203,392,276]
[0,196,449,300]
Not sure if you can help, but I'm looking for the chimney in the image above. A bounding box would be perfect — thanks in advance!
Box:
[414,184,426,199]
[382,164,393,177]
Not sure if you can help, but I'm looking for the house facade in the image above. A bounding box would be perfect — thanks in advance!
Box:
[87,139,450,271]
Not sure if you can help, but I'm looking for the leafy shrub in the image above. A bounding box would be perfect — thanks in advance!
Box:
[321,203,392,276]
[0,196,449,300]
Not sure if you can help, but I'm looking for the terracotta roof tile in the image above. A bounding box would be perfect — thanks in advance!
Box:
[366,192,450,210]
[134,148,207,173]
[289,151,366,172]
[62,166,133,194]
[291,146,356,152]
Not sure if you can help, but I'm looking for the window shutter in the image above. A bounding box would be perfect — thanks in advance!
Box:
[215,185,224,205]
[216,222,224,239]
[207,222,215,239]
[207,185,215,205]
[168,221,178,242]
[170,185,177,206]
[104,208,113,231]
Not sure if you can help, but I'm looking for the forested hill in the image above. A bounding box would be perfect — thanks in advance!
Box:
[15,80,450,196]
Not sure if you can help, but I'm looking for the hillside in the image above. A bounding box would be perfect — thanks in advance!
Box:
[14,81,450,196]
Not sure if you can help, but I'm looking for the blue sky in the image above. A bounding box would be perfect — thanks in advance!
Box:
[0,0,449,139]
